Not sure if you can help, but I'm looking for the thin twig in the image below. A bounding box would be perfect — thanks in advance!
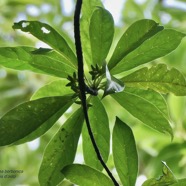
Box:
[74,0,119,185]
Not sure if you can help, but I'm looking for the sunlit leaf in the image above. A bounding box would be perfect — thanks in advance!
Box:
[142,161,177,186]
[124,87,170,119]
[82,96,110,170]
[90,7,114,66]
[0,47,76,78]
[112,90,173,138]
[39,108,84,186]
[62,164,114,186]
[81,0,103,68]
[31,79,74,100]
[122,64,186,96]
[103,64,124,97]
[113,117,138,186]
[13,21,77,68]
[0,96,74,146]
[109,19,163,70]
[111,28,185,74]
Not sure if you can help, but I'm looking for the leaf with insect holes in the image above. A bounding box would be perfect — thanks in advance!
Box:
[13,21,77,68]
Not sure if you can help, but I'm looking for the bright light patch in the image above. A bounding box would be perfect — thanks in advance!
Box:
[27,138,40,151]
[22,22,30,28]
[41,27,50,34]
[103,0,125,25]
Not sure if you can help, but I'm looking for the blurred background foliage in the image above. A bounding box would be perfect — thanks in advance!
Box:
[0,0,186,185]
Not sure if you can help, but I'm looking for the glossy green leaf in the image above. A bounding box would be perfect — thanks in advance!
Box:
[111,29,185,74]
[62,164,114,186]
[81,0,103,67]
[31,79,74,100]
[13,21,77,68]
[0,47,76,78]
[142,161,177,186]
[0,96,73,146]
[14,96,74,145]
[39,108,84,186]
[103,64,125,97]
[89,7,114,66]
[125,87,170,119]
[112,90,173,138]
[122,64,186,96]
[109,19,163,70]
[82,96,110,170]
[113,117,138,186]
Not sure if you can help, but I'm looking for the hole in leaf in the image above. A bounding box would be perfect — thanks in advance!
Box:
[22,22,30,28]
[41,27,50,34]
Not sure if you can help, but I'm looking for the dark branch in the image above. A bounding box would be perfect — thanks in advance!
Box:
[74,0,119,185]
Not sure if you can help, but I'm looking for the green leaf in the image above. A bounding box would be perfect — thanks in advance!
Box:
[124,87,170,119]
[171,179,186,186]
[81,0,103,68]
[113,117,138,186]
[111,29,185,74]
[90,7,114,66]
[31,79,74,100]
[39,108,84,186]
[111,90,173,138]
[142,161,177,186]
[62,164,114,186]
[103,64,125,97]
[122,64,186,96]
[0,96,73,146]
[13,21,77,68]
[0,47,76,78]
[14,96,74,145]
[108,19,163,70]
[82,96,110,170]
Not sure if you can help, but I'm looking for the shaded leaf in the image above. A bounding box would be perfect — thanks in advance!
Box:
[13,21,77,68]
[39,108,84,186]
[0,47,76,78]
[31,79,74,100]
[81,0,103,68]
[82,96,110,170]
[0,96,73,146]
[142,161,177,186]
[111,90,173,138]
[62,164,114,186]
[90,7,114,66]
[109,19,163,70]
[113,117,138,186]
[111,29,185,74]
[104,64,124,97]
[122,64,186,96]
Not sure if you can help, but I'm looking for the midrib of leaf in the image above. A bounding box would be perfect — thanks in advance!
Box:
[125,89,166,115]
[109,22,162,69]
